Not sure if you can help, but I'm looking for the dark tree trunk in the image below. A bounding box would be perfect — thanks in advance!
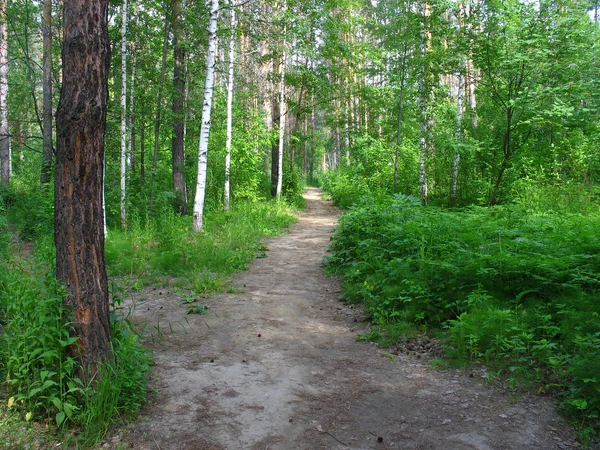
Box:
[55,0,111,379]
[171,0,187,215]
[271,56,280,198]
[149,4,171,212]
[41,0,53,186]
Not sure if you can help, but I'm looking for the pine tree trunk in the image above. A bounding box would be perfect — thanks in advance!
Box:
[172,0,187,215]
[224,0,236,212]
[120,0,128,230]
[41,0,53,186]
[0,0,10,186]
[55,0,111,379]
[192,0,219,232]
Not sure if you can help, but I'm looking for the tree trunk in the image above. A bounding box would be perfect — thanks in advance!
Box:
[192,0,219,232]
[270,56,280,197]
[41,0,53,186]
[0,0,10,186]
[418,1,428,206]
[224,0,236,212]
[149,3,171,212]
[171,0,187,215]
[120,0,128,230]
[276,10,287,200]
[449,71,464,207]
[140,119,145,180]
[55,0,111,379]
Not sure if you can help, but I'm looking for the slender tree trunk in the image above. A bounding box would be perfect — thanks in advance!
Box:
[192,0,218,232]
[55,0,111,379]
[128,2,139,172]
[310,93,315,183]
[171,0,187,215]
[224,0,236,212]
[270,55,280,197]
[394,47,407,193]
[149,3,171,212]
[449,71,463,207]
[41,0,53,186]
[303,115,308,179]
[140,120,145,180]
[120,0,128,230]
[418,2,428,205]
[276,7,287,200]
[0,0,9,186]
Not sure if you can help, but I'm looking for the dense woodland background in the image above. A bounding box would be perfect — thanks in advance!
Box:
[0,0,599,447]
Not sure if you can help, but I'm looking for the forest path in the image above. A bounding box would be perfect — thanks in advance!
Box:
[108,187,577,450]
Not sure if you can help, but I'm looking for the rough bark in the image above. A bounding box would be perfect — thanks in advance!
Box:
[171,0,187,215]
[55,0,111,378]
[192,0,218,232]
[0,0,9,186]
[41,0,53,186]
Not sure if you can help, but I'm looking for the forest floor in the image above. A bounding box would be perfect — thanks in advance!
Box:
[104,187,580,450]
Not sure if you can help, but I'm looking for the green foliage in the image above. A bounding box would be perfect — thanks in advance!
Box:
[106,199,296,293]
[327,195,600,434]
[0,259,150,445]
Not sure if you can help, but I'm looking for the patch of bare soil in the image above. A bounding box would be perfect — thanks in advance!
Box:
[105,187,578,450]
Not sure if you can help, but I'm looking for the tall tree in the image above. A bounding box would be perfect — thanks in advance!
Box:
[40,0,53,186]
[55,0,111,378]
[224,0,237,212]
[149,2,171,212]
[0,0,9,186]
[172,0,187,215]
[120,0,128,230]
[192,0,219,232]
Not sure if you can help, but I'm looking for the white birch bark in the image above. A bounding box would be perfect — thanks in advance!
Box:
[0,0,10,186]
[275,1,287,200]
[120,0,128,230]
[224,0,236,212]
[128,2,138,169]
[192,0,219,232]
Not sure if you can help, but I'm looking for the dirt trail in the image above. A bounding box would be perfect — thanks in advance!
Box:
[109,187,578,450]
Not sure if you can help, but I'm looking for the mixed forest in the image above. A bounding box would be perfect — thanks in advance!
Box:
[0,0,599,447]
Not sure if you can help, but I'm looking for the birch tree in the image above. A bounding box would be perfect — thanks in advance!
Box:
[224,0,237,212]
[120,0,128,230]
[192,0,219,232]
[0,0,9,187]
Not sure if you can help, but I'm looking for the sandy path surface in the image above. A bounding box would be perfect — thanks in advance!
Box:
[108,187,578,450]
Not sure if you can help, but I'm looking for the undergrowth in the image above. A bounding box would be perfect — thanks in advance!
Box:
[326,193,600,442]
[105,199,297,294]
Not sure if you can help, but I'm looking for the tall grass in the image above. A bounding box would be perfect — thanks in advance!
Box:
[105,199,297,293]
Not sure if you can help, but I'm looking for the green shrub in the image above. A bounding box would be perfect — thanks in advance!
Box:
[327,196,600,434]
